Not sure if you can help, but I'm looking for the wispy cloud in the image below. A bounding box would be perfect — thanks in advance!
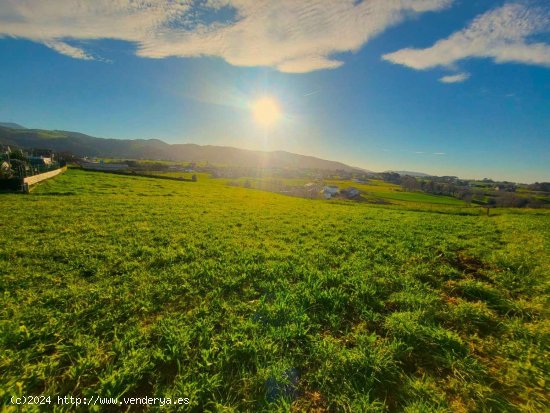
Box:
[0,0,453,72]
[43,40,94,60]
[303,90,321,97]
[383,3,550,71]
[433,152,446,155]
[439,72,469,83]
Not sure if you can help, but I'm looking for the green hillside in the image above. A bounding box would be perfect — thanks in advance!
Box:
[0,125,361,171]
[1,169,548,411]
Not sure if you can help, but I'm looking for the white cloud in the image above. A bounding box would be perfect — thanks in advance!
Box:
[43,40,94,60]
[0,0,453,72]
[383,3,550,70]
[439,72,470,83]
[433,152,446,155]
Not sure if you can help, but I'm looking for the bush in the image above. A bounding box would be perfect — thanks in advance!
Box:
[0,177,21,190]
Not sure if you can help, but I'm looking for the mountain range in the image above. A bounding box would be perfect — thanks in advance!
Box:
[0,124,364,172]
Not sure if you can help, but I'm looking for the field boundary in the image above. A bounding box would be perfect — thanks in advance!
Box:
[23,166,67,190]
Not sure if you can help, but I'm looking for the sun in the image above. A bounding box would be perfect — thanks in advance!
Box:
[251,97,281,127]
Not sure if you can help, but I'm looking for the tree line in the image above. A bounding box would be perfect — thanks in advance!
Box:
[383,173,549,208]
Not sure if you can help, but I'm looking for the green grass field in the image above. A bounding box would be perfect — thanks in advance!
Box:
[1,169,548,412]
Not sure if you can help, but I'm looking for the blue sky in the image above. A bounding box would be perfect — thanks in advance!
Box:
[0,0,548,182]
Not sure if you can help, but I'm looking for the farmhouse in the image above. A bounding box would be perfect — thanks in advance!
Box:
[28,156,53,166]
[341,187,361,199]
[321,185,339,199]
[80,161,129,171]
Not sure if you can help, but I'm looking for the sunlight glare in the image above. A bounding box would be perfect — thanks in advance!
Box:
[251,97,281,127]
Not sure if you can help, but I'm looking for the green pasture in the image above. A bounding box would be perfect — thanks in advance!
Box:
[225,176,466,206]
[1,169,548,412]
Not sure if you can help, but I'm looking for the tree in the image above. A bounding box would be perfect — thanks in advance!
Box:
[380,172,401,184]
[8,149,26,161]
[424,180,435,193]
[458,190,473,204]
[400,176,419,192]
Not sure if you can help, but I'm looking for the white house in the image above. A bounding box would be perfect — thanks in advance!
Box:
[80,161,129,171]
[321,185,339,199]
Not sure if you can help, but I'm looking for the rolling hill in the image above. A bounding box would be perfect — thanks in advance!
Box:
[0,125,363,171]
[390,170,431,177]
[0,122,26,129]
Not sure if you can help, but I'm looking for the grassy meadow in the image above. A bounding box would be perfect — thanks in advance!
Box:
[1,169,549,412]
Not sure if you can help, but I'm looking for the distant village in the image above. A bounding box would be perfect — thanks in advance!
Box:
[224,168,549,207]
[227,179,365,201]
[1,146,548,207]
